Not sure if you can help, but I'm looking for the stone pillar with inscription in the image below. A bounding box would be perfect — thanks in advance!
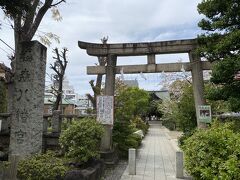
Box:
[9,41,47,157]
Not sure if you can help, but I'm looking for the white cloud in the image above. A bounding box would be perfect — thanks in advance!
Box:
[0,0,203,95]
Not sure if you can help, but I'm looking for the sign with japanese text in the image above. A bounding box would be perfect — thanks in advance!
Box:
[97,96,114,125]
[198,105,212,123]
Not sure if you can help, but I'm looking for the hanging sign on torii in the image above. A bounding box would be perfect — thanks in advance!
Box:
[97,96,114,125]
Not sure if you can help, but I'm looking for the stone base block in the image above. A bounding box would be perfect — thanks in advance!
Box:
[64,159,105,180]
[100,149,118,166]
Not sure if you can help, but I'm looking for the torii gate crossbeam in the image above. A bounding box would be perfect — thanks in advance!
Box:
[87,61,212,74]
[78,39,197,56]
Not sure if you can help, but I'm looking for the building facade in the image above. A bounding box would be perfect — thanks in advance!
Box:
[44,76,93,115]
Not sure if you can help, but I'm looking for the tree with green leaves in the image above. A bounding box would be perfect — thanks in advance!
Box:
[1,0,65,114]
[197,0,240,112]
[115,86,150,120]
[1,0,65,67]
[159,80,197,132]
[146,98,162,120]
[13,0,64,53]
[113,86,150,157]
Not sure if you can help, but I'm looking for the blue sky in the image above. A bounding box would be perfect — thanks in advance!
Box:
[0,0,203,95]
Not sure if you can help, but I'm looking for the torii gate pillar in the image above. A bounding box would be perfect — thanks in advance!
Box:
[101,54,117,151]
[189,51,207,128]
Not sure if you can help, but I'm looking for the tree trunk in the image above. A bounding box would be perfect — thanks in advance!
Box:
[53,75,63,111]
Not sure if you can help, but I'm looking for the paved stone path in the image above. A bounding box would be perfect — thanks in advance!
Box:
[103,160,128,180]
[120,121,184,180]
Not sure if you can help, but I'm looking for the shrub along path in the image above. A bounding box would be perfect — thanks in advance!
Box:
[120,121,184,180]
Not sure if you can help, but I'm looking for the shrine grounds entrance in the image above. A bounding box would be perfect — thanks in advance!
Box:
[78,38,212,152]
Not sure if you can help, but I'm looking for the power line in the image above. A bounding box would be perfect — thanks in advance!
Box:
[0,20,13,29]
[0,38,14,52]
[0,23,12,29]
[0,46,11,55]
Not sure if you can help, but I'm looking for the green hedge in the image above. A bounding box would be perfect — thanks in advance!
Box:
[17,151,68,180]
[59,118,104,163]
[182,121,240,179]
[131,116,149,135]
[162,119,176,131]
[113,120,142,158]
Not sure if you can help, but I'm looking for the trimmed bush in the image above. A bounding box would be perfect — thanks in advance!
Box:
[216,116,240,133]
[182,121,240,179]
[113,86,150,158]
[124,133,142,149]
[162,120,176,131]
[59,118,104,163]
[178,129,195,148]
[17,151,68,180]
[113,120,142,158]
[131,116,149,135]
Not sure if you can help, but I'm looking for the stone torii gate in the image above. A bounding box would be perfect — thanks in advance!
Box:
[78,38,212,152]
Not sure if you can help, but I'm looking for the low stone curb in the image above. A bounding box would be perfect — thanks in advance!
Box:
[64,159,105,180]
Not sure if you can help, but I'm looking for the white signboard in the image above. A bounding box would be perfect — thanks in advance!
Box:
[198,105,212,123]
[97,96,114,125]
